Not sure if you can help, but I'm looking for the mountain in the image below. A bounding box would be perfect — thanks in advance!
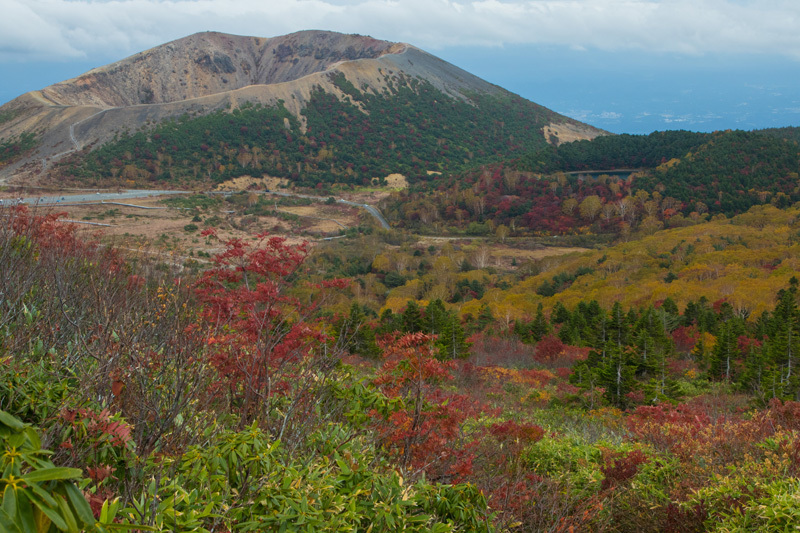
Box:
[0,30,604,186]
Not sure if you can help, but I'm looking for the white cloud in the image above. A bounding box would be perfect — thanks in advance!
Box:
[1,0,800,62]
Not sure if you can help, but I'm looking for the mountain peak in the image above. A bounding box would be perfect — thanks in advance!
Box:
[0,30,605,184]
[39,30,404,108]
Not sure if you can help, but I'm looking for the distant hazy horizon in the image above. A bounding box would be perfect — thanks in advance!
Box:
[2,0,798,135]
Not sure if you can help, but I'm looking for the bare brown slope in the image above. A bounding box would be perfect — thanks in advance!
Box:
[38,31,401,108]
[0,30,604,184]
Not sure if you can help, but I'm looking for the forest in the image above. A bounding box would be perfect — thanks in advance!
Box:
[384,127,800,237]
[5,82,800,531]
[5,183,800,531]
[61,73,558,190]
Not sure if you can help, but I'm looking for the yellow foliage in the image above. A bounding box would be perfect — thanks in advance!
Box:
[382,297,412,314]
[371,253,391,272]
[387,278,422,301]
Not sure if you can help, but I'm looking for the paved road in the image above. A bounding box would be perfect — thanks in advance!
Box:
[337,199,391,230]
[5,188,392,229]
[6,190,186,207]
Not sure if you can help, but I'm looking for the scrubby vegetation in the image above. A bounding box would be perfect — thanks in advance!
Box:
[384,128,800,238]
[6,200,800,532]
[62,74,560,190]
[0,132,37,166]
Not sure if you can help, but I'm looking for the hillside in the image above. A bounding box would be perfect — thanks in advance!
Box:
[7,199,800,531]
[382,128,800,236]
[0,30,603,186]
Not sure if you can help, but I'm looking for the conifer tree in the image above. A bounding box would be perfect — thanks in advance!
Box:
[438,312,471,359]
[425,299,449,337]
[337,303,380,358]
[530,302,551,342]
[402,300,424,333]
[708,318,744,382]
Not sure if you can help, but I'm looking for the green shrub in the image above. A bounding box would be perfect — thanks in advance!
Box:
[0,409,146,532]
[129,423,494,532]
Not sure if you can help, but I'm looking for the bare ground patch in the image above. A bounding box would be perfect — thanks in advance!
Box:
[45,194,356,259]
[214,174,290,191]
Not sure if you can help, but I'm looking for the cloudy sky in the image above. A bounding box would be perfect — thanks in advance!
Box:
[2,0,799,133]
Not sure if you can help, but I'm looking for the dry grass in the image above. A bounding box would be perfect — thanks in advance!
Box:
[40,194,358,256]
[214,174,290,191]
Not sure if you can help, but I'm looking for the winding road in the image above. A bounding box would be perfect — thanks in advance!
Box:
[41,108,112,172]
[24,110,392,231]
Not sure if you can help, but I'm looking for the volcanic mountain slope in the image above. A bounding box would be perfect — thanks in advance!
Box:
[0,30,604,185]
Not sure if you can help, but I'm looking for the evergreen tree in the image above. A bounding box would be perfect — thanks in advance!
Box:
[607,302,630,349]
[425,299,449,337]
[438,312,471,359]
[475,303,495,332]
[530,302,551,342]
[402,300,425,333]
[708,318,744,382]
[337,303,380,358]
[551,301,571,325]
[598,344,638,407]
[764,280,800,399]
[376,308,401,337]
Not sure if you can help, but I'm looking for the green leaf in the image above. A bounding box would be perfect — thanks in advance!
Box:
[3,485,17,518]
[22,429,40,451]
[14,489,36,533]
[0,508,22,533]
[55,495,79,533]
[22,467,82,483]
[99,498,117,523]
[26,483,58,510]
[32,500,67,532]
[64,483,96,526]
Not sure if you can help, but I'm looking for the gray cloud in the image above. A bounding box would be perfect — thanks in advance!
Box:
[2,0,800,62]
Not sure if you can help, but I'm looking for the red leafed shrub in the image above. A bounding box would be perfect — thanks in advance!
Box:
[518,368,557,386]
[626,404,711,458]
[737,335,762,355]
[662,501,708,533]
[763,399,800,431]
[555,367,573,380]
[489,420,545,445]
[534,335,588,368]
[671,325,699,353]
[600,448,648,490]
[468,334,534,367]
[373,333,483,477]
[60,408,133,447]
[627,402,772,475]
[194,232,348,424]
[534,335,566,363]
[486,472,607,532]
[627,404,711,430]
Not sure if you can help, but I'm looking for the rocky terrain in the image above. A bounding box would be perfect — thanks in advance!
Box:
[0,30,603,184]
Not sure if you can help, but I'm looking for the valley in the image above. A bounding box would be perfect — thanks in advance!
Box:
[3,29,800,533]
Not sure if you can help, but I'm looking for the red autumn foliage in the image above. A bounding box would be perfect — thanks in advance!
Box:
[763,398,800,432]
[600,448,648,490]
[534,334,566,362]
[737,335,762,355]
[193,232,348,421]
[468,334,534,367]
[373,332,484,478]
[671,325,699,353]
[534,335,589,368]
[489,420,545,446]
[60,408,133,447]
